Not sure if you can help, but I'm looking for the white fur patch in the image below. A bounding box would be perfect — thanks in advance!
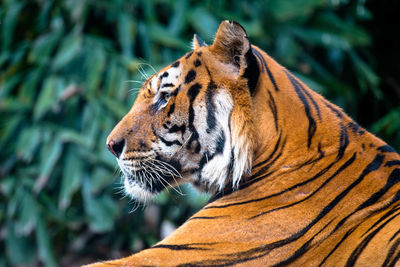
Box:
[123,177,155,202]
[198,89,235,190]
[198,89,252,190]
[230,123,252,188]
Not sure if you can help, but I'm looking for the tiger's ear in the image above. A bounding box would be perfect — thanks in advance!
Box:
[210,20,251,71]
[192,34,207,49]
[210,20,259,93]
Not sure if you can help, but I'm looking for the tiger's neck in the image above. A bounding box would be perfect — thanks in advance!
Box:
[215,47,398,212]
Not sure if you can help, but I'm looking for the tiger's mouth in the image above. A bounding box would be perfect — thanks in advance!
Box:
[117,156,182,199]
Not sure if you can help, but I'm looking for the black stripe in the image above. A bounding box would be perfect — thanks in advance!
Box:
[185,51,193,59]
[319,227,357,266]
[331,167,398,235]
[337,123,349,160]
[252,48,279,91]
[348,121,365,135]
[286,71,316,148]
[294,77,321,120]
[249,136,286,180]
[194,59,201,67]
[387,252,400,267]
[205,80,217,133]
[324,101,343,118]
[327,154,385,236]
[345,212,400,267]
[250,153,356,219]
[152,243,209,251]
[383,238,400,267]
[187,83,201,152]
[287,142,325,173]
[168,124,186,136]
[161,83,174,88]
[166,102,175,117]
[195,130,226,187]
[250,154,382,255]
[159,136,182,147]
[389,228,400,243]
[171,85,181,96]
[253,133,282,169]
[361,203,400,238]
[215,130,226,154]
[184,69,196,84]
[378,145,398,153]
[267,90,279,131]
[171,61,180,68]
[386,160,400,167]
[243,45,260,95]
[272,219,334,267]
[207,151,350,210]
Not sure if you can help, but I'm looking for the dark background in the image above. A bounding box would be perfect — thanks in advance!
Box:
[1,0,399,266]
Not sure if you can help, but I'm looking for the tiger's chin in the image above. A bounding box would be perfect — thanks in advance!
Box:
[123,177,156,202]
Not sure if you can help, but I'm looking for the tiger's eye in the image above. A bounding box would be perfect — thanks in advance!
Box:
[162,92,171,101]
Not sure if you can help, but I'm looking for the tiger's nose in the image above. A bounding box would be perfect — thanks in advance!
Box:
[107,139,126,158]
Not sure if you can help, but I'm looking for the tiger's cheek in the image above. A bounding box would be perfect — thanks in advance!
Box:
[154,98,190,156]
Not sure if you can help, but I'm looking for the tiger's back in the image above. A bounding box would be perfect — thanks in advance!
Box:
[90,21,400,266]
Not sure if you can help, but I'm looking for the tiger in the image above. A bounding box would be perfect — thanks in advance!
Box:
[88,21,400,266]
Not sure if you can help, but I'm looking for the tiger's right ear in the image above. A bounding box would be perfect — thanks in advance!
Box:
[209,21,252,75]
[192,34,207,49]
[210,20,259,94]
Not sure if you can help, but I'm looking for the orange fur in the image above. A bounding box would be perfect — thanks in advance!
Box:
[88,21,400,266]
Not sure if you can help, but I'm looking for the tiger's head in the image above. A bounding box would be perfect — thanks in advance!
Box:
[107,21,260,201]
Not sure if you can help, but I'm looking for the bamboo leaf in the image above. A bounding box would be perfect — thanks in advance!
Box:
[59,147,82,210]
[52,33,82,70]
[1,2,24,50]
[118,13,136,59]
[34,136,63,193]
[82,177,118,233]
[187,8,219,42]
[33,77,58,121]
[5,223,36,265]
[36,215,57,267]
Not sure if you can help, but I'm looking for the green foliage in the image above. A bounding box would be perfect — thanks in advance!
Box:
[0,0,398,266]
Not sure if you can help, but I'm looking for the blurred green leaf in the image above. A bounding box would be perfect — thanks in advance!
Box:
[36,215,57,267]
[85,47,107,96]
[187,8,219,42]
[15,126,42,162]
[35,136,63,193]
[1,1,24,51]
[372,108,400,137]
[15,191,38,235]
[149,24,188,49]
[292,28,351,50]
[30,31,62,65]
[0,176,15,197]
[118,13,136,59]
[52,32,82,70]
[59,147,83,210]
[349,51,381,97]
[268,0,324,21]
[82,176,118,233]
[5,224,36,266]
[33,77,60,121]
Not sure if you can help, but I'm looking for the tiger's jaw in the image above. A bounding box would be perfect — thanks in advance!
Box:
[116,154,184,201]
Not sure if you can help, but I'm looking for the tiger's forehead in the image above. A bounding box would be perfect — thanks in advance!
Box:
[147,61,183,93]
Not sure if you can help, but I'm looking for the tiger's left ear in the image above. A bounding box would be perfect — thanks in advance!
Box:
[210,20,260,94]
[192,34,207,49]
